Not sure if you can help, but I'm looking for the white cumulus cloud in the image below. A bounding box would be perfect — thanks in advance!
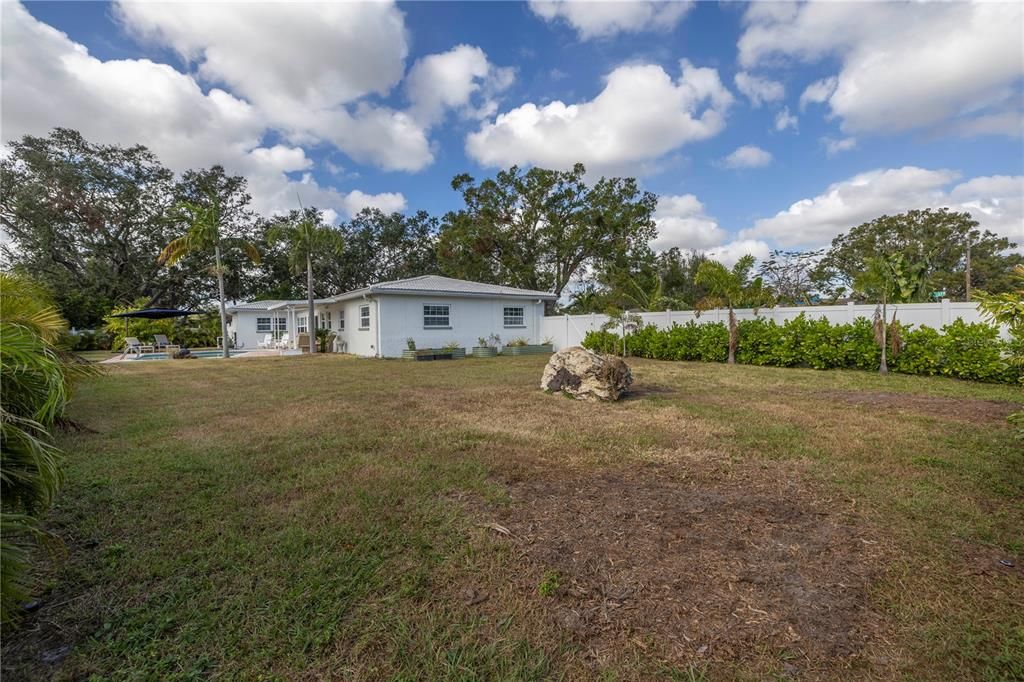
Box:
[405,44,515,126]
[652,194,728,251]
[740,2,1024,136]
[775,107,798,132]
[466,60,733,174]
[721,145,772,169]
[740,167,1024,248]
[821,136,857,157]
[799,77,837,111]
[528,0,693,39]
[1,1,405,220]
[734,71,784,107]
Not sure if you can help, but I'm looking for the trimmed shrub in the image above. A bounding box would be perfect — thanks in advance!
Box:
[893,326,943,376]
[938,320,1012,382]
[581,316,1016,384]
[580,330,619,355]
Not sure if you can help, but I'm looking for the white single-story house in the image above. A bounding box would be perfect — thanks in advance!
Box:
[226,275,557,357]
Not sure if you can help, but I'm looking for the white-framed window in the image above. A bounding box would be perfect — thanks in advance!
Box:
[274,318,287,333]
[297,315,308,334]
[359,305,370,330]
[337,311,345,331]
[318,312,331,330]
[256,317,272,333]
[503,306,525,328]
[423,304,450,329]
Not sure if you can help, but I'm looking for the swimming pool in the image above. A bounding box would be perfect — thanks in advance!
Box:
[132,350,253,361]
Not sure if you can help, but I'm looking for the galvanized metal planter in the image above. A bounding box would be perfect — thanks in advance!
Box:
[503,344,554,356]
[472,346,498,358]
[403,348,466,360]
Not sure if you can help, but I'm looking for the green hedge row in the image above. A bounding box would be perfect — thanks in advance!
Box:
[582,315,1022,384]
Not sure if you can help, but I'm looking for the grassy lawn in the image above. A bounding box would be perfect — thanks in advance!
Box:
[3,355,1022,680]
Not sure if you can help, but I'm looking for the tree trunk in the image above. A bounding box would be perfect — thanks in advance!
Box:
[727,306,736,365]
[307,253,316,354]
[879,298,888,375]
[215,244,229,359]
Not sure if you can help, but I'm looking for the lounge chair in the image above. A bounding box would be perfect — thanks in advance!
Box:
[274,333,291,349]
[153,334,180,352]
[123,337,154,357]
[257,334,274,349]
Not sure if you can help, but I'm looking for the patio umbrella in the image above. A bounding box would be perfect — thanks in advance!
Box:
[109,308,199,339]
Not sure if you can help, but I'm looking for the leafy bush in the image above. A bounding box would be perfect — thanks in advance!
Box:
[841,318,882,371]
[103,301,219,350]
[67,329,114,351]
[581,330,619,354]
[893,326,943,376]
[938,320,1012,382]
[581,315,1015,384]
[696,323,729,362]
[1,273,97,623]
[737,318,780,365]
[506,337,529,347]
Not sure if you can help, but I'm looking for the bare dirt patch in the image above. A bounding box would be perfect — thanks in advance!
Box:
[817,390,1018,423]
[469,460,897,677]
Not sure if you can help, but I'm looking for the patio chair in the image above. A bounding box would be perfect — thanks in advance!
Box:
[153,334,180,352]
[123,337,154,357]
[257,334,274,349]
[274,333,291,349]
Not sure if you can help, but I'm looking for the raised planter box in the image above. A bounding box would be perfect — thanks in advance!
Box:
[404,348,464,360]
[472,346,498,358]
[503,344,554,356]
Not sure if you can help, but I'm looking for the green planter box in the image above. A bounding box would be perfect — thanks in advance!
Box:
[472,346,497,358]
[504,344,554,356]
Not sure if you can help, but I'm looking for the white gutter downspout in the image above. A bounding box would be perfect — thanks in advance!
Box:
[535,299,543,344]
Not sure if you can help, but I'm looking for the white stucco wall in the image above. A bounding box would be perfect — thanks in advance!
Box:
[376,295,547,358]
[229,294,550,357]
[331,299,379,357]
[227,311,268,349]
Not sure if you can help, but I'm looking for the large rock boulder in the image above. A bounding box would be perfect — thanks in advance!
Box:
[541,346,633,401]
[172,348,192,359]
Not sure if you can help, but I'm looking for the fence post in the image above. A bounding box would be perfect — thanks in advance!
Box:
[941,298,951,326]
[847,301,855,323]
[564,314,569,348]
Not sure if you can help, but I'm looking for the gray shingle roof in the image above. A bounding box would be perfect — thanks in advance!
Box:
[331,275,557,301]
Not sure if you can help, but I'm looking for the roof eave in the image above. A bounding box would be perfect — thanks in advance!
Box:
[368,288,557,301]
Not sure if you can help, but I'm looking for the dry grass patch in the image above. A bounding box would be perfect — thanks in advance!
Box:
[2,355,1021,680]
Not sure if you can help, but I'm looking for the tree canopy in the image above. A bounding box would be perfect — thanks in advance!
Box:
[814,208,1021,301]
[3,130,1020,328]
[437,164,658,309]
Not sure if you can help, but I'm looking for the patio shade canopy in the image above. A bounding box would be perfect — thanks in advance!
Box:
[108,308,199,319]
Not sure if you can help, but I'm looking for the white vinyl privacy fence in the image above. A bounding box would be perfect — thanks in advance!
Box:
[541,301,993,350]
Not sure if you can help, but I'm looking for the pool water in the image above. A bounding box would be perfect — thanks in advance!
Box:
[133,350,252,360]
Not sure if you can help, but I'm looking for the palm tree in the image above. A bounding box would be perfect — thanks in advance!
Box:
[160,191,260,358]
[695,255,774,364]
[854,253,929,374]
[0,272,94,621]
[267,206,344,354]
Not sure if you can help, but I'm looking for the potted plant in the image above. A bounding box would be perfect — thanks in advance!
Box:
[442,340,466,359]
[402,337,418,360]
[316,328,336,353]
[472,333,499,358]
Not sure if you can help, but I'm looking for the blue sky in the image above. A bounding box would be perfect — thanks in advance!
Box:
[4,1,1022,262]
